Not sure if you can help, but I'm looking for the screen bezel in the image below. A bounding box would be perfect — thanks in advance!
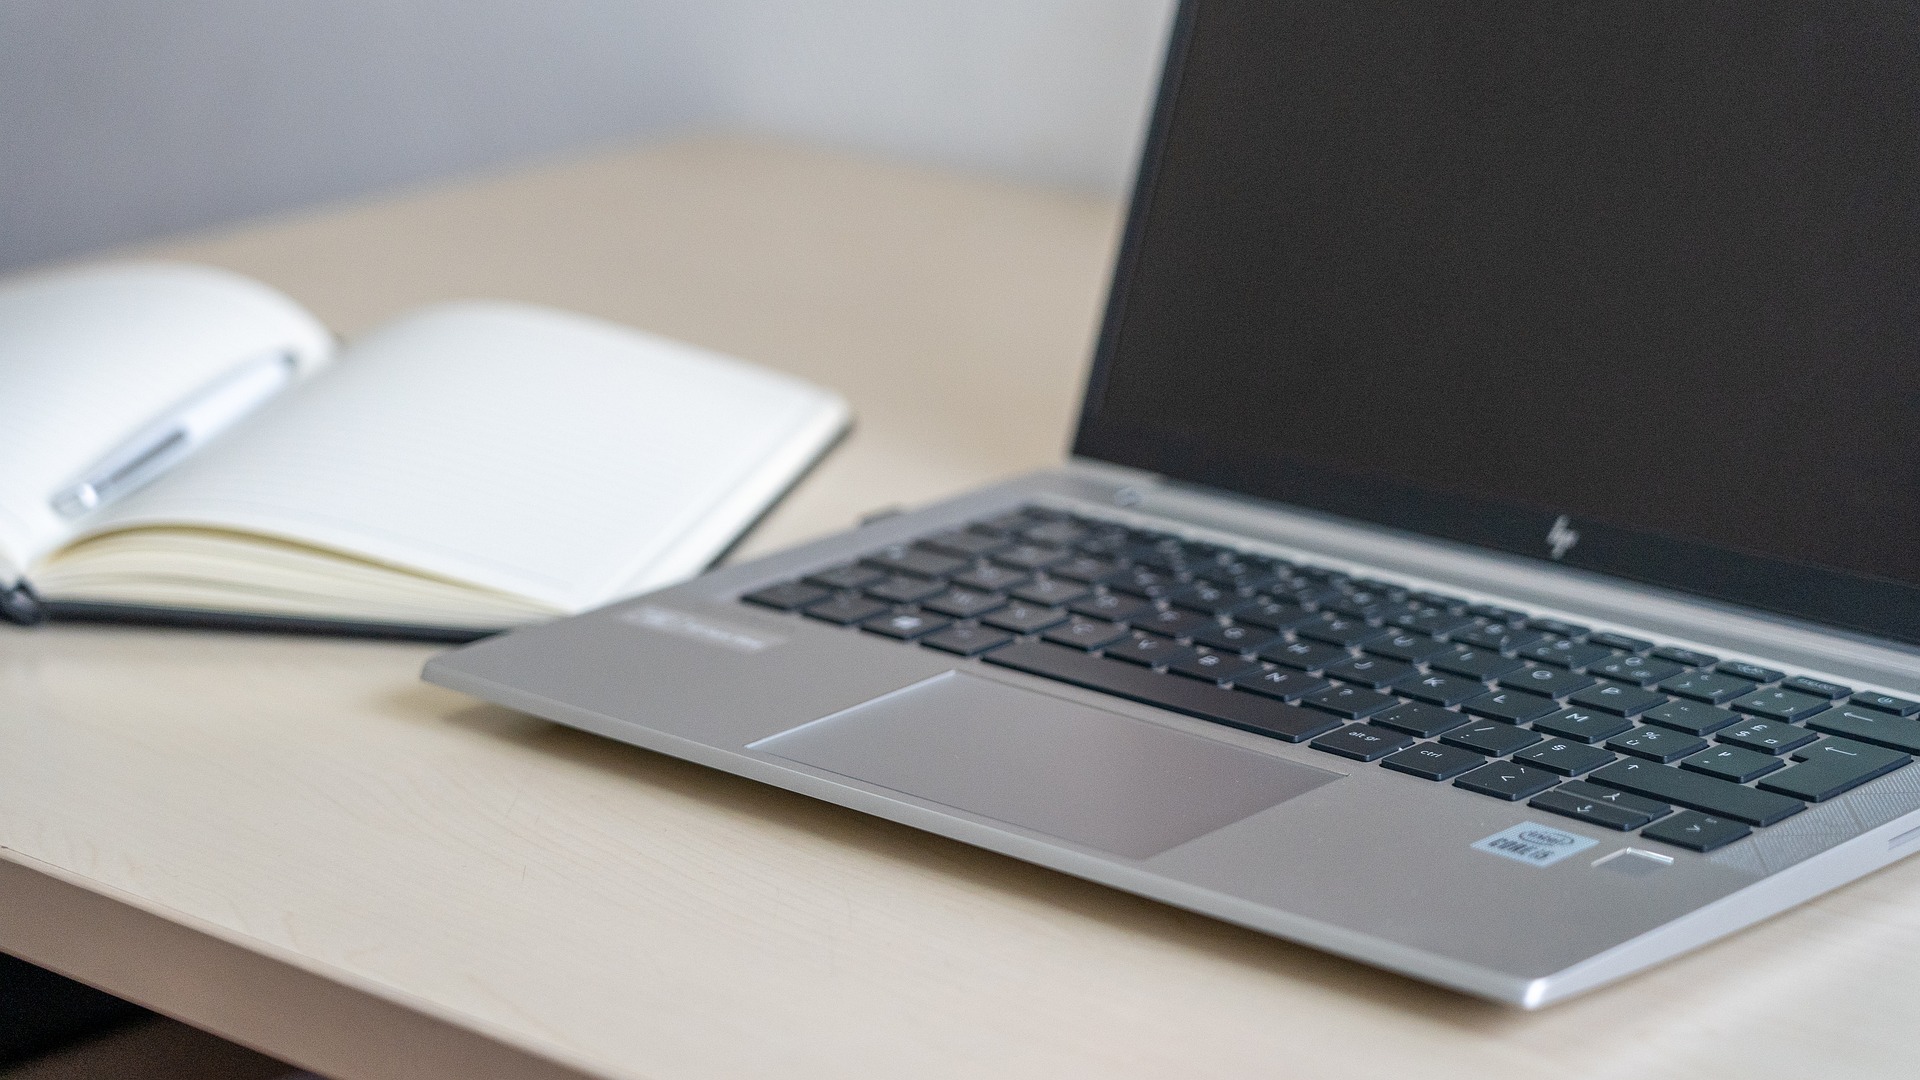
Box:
[1072,0,1920,647]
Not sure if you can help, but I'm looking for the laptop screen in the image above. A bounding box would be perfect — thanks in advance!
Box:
[1075,0,1920,645]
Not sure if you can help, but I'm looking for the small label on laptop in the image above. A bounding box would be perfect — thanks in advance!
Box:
[1471,823,1598,867]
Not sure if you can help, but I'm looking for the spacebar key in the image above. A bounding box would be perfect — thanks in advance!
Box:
[984,641,1342,742]
[1588,760,1805,826]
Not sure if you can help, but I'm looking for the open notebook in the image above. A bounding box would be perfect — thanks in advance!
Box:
[0,262,851,640]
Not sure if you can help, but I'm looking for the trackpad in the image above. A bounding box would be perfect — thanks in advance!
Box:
[751,670,1341,859]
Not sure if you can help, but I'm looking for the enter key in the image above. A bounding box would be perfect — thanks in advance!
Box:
[1759,737,1912,803]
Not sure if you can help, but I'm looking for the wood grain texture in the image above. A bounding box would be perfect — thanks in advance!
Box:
[6,137,1920,1079]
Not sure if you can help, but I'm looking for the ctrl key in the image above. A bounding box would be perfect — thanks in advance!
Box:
[1642,811,1751,852]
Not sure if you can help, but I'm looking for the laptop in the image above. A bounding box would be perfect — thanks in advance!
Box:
[424,0,1920,1006]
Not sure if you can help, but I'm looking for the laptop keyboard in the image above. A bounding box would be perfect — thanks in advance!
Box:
[742,505,1920,853]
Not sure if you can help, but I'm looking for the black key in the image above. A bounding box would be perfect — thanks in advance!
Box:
[1496,664,1595,699]
[860,609,951,640]
[1567,681,1667,717]
[1169,651,1259,684]
[1294,612,1389,648]
[1008,577,1090,607]
[1758,738,1912,802]
[1259,638,1350,672]
[1301,684,1398,720]
[1461,688,1559,724]
[1451,624,1548,653]
[805,564,886,590]
[1427,646,1524,681]
[1656,671,1756,705]
[1805,705,1920,754]
[1455,761,1560,801]
[1517,638,1616,670]
[1020,520,1088,546]
[993,543,1071,571]
[1730,688,1831,723]
[1587,631,1654,652]
[921,587,1007,619]
[743,581,829,611]
[866,574,948,605]
[981,640,1342,742]
[1365,631,1450,664]
[1717,660,1784,684]
[1099,565,1180,598]
[1588,760,1804,826]
[976,508,1042,534]
[1128,607,1216,640]
[1781,675,1852,700]
[1852,692,1920,717]
[1585,654,1686,687]
[1681,745,1785,783]
[1289,583,1347,608]
[1310,724,1415,762]
[1371,700,1470,737]
[1384,606,1478,638]
[1040,616,1130,651]
[1324,655,1417,690]
[1641,699,1743,736]
[979,602,1070,635]
[1191,622,1282,655]
[920,623,1015,656]
[1232,666,1332,703]
[1393,670,1489,708]
[1642,812,1751,852]
[1047,555,1120,583]
[1531,781,1671,830]
[951,563,1030,592]
[1525,617,1589,637]
[1166,581,1243,616]
[801,593,890,625]
[1232,598,1316,632]
[1533,707,1635,744]
[1068,591,1152,623]
[1652,646,1719,668]
[1605,726,1709,763]
[863,545,965,579]
[920,529,1009,557]
[1322,592,1390,620]
[1101,632,1193,668]
[1381,742,1486,781]
[1466,603,1526,623]
[1717,719,1818,756]
[1514,740,1616,776]
[1442,720,1542,757]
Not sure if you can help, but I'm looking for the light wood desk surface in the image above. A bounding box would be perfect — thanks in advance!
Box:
[4,138,1918,1079]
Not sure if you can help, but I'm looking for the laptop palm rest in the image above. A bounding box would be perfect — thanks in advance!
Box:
[751,670,1341,859]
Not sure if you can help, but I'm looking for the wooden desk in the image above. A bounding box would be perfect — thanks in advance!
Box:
[4,138,1918,1080]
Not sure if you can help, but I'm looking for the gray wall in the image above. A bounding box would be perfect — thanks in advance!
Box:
[1,1,1174,274]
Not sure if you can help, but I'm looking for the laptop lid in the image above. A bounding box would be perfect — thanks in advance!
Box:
[1075,0,1920,646]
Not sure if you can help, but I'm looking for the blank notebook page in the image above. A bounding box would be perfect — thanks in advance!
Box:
[76,303,845,612]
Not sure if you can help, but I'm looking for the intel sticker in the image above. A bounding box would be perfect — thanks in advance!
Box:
[1472,822,1598,867]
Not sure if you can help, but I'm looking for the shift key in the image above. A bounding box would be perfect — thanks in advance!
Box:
[1806,706,1920,754]
[1588,759,1805,826]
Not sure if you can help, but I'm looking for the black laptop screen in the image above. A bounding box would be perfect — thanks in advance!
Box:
[1076,0,1920,644]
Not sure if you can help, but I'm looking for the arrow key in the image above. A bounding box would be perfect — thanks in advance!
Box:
[1531,780,1671,830]
[1454,761,1560,801]
[1642,811,1751,852]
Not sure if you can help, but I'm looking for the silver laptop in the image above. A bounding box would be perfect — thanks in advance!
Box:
[425,0,1920,1006]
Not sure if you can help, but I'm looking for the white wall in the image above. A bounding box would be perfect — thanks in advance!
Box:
[0,1,1175,273]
